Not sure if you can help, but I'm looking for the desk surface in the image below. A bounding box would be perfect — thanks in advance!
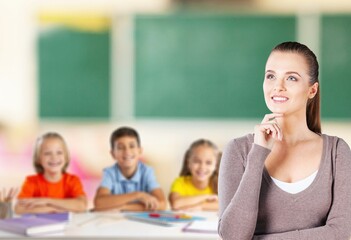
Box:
[0,211,220,240]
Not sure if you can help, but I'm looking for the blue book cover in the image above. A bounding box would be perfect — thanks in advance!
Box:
[0,216,66,236]
[124,211,206,226]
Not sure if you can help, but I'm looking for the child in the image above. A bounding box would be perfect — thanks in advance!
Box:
[14,132,87,214]
[94,127,166,211]
[169,139,220,211]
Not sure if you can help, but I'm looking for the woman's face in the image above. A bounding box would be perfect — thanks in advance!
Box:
[263,51,318,117]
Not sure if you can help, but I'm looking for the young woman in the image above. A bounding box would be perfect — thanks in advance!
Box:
[218,42,351,239]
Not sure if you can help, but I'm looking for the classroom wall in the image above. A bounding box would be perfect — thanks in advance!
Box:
[1,0,351,208]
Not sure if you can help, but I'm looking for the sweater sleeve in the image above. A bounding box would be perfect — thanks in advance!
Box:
[253,138,351,240]
[218,138,271,240]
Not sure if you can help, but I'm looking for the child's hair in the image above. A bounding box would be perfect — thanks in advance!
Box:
[33,132,70,174]
[110,126,141,149]
[179,139,221,194]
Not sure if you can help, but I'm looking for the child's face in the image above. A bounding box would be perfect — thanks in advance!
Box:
[188,145,217,182]
[39,138,66,175]
[111,136,142,171]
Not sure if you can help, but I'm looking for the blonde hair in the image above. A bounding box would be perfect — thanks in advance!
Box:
[33,132,70,174]
[179,139,221,194]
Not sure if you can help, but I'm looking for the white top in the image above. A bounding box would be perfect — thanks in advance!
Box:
[271,170,318,194]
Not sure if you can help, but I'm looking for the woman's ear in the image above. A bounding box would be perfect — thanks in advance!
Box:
[309,82,319,99]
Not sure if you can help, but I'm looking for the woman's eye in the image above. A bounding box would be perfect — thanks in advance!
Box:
[266,74,275,80]
[287,76,297,81]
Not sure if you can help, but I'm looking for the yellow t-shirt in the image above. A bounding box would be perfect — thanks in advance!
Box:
[170,176,214,196]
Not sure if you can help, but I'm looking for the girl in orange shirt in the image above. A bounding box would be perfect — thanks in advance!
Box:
[15,132,87,214]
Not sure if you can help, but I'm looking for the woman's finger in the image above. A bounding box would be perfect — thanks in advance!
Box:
[260,122,282,141]
[262,113,283,123]
[271,124,282,140]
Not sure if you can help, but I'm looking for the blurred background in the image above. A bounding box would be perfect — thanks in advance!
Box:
[1,0,351,208]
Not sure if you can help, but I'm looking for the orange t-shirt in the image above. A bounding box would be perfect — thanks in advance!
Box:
[17,173,86,199]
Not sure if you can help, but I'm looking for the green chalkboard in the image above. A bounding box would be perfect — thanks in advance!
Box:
[134,14,296,118]
[321,15,351,119]
[39,28,110,119]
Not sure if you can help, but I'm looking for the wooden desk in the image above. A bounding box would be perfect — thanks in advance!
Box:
[0,211,220,239]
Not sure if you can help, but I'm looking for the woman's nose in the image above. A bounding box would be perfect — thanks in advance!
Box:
[274,78,285,91]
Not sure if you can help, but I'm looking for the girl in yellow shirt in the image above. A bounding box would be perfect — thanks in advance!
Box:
[169,139,220,211]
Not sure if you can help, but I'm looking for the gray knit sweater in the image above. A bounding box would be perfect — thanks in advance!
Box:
[218,134,351,240]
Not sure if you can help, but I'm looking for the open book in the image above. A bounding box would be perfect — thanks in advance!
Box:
[0,213,70,236]
[182,220,218,234]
